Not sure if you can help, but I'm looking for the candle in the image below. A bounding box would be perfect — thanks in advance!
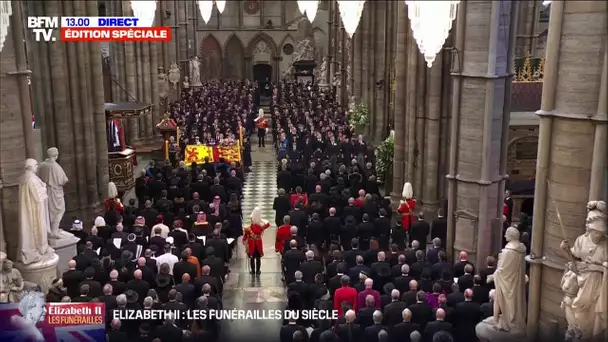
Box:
[164,140,169,160]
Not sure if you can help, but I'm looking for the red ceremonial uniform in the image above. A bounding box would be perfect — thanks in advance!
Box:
[397,198,417,231]
[275,224,291,253]
[243,222,270,257]
[290,193,308,208]
[256,118,268,129]
[105,198,124,215]
[333,285,358,316]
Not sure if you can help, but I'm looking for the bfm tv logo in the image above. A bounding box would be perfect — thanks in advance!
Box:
[27,17,58,42]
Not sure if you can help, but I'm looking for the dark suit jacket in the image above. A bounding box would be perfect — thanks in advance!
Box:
[336,323,362,342]
[424,320,453,342]
[194,274,220,295]
[457,274,474,292]
[173,260,198,284]
[393,275,414,296]
[364,324,388,342]
[79,279,103,298]
[154,324,183,342]
[453,301,481,342]
[356,307,375,329]
[126,279,149,304]
[431,217,447,248]
[410,220,430,246]
[175,282,196,309]
[446,291,464,308]
[480,301,493,319]
[280,323,309,342]
[301,260,324,284]
[383,301,407,327]
[389,322,420,342]
[63,270,85,298]
[408,302,433,330]
[283,248,305,283]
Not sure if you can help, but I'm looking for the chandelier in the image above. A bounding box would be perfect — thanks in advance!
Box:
[297,1,319,23]
[337,1,365,38]
[0,1,11,52]
[406,0,459,68]
[215,0,226,14]
[198,0,214,24]
[130,1,156,27]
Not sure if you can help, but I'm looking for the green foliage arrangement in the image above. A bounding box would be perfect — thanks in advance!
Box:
[348,103,369,131]
[375,134,394,177]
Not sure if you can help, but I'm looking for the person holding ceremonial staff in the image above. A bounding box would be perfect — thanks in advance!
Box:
[243,207,270,275]
[255,109,269,148]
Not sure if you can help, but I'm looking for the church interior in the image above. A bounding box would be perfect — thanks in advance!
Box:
[0,0,606,341]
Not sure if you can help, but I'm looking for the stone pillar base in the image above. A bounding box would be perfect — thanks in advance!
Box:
[49,232,80,276]
[476,317,526,342]
[14,253,59,293]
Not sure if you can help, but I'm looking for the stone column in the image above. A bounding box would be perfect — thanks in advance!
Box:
[390,5,409,201]
[360,3,370,105]
[0,1,38,258]
[142,42,153,141]
[373,1,386,142]
[87,0,110,200]
[353,26,362,101]
[515,0,541,57]
[326,0,334,84]
[445,1,515,268]
[526,1,607,339]
[366,4,376,137]
[150,42,160,130]
[123,3,139,144]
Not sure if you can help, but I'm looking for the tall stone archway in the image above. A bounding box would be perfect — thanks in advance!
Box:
[224,35,245,80]
[246,33,279,82]
[199,35,223,81]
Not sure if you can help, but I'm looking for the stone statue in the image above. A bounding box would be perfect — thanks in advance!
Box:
[183,76,190,89]
[18,158,55,265]
[158,67,169,98]
[318,57,328,85]
[167,63,180,89]
[561,261,581,340]
[560,200,608,341]
[476,227,527,341]
[0,257,25,303]
[189,56,202,86]
[37,147,68,239]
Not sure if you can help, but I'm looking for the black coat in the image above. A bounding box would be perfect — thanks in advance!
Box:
[453,301,482,342]
[173,260,197,284]
[389,322,420,342]
[335,323,362,342]
[273,196,291,224]
[424,320,453,342]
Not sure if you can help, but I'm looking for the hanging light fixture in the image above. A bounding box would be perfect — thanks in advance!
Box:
[0,1,12,52]
[130,1,157,27]
[198,0,214,24]
[215,0,226,14]
[406,0,459,68]
[337,1,365,38]
[297,1,319,23]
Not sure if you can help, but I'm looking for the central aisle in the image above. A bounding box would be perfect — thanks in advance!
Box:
[219,143,286,342]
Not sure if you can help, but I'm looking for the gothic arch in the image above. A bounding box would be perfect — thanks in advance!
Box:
[246,32,279,58]
[199,34,223,81]
[224,35,245,80]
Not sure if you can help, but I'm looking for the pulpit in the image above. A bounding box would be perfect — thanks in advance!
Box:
[293,60,316,85]
[105,102,152,192]
[156,113,180,163]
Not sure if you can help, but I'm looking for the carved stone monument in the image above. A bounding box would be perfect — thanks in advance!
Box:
[284,18,317,79]
[38,148,80,275]
[168,62,181,90]
[0,256,25,303]
[14,159,59,293]
[37,147,68,239]
[560,200,607,341]
[183,76,190,89]
[189,56,202,86]
[318,57,328,86]
[476,227,527,341]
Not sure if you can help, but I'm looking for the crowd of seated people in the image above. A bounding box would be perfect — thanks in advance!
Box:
[54,145,247,341]
[168,80,256,169]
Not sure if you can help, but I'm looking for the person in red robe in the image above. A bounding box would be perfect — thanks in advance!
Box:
[275,216,292,253]
[354,189,366,208]
[105,181,124,215]
[290,186,308,208]
[254,109,269,148]
[397,182,416,233]
[243,207,270,275]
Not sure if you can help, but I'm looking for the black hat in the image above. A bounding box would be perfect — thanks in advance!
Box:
[155,274,172,288]
[124,289,139,304]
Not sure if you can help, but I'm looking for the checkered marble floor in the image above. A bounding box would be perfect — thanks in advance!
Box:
[242,160,278,225]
